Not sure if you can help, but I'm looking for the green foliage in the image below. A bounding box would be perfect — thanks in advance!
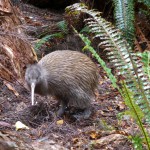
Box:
[56,20,68,34]
[34,21,68,51]
[113,0,135,48]
[129,135,144,150]
[137,51,150,79]
[122,82,150,148]
[122,82,144,122]
[34,33,63,51]
[80,26,90,34]
[66,3,150,149]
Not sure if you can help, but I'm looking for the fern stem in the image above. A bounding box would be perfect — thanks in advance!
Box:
[122,81,150,150]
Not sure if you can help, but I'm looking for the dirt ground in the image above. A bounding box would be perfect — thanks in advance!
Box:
[0,3,134,150]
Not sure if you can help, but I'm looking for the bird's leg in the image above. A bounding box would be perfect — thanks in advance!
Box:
[57,100,67,117]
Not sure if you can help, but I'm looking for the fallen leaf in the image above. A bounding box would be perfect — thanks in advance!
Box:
[107,106,113,111]
[56,120,64,125]
[117,101,126,110]
[90,131,97,139]
[15,121,29,131]
[99,81,104,85]
[3,81,19,96]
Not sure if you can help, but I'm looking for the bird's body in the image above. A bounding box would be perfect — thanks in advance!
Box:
[25,50,98,118]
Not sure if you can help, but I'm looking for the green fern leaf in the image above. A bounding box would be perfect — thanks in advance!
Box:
[34,33,63,51]
[57,21,68,34]
[113,0,135,48]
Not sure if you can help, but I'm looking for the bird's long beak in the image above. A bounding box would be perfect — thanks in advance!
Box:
[31,82,35,105]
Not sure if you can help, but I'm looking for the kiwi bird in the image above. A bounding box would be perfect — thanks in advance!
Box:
[25,50,98,118]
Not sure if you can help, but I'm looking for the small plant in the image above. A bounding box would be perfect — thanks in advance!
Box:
[34,33,63,51]
[34,21,68,51]
[129,135,143,150]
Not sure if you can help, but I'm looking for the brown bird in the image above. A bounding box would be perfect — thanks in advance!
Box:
[25,50,98,118]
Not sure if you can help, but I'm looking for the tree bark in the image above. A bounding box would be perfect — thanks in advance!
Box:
[0,0,37,82]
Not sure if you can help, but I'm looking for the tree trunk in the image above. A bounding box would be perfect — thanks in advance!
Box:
[0,0,37,82]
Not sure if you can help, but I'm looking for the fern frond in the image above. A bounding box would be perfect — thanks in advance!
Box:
[80,26,90,34]
[122,82,150,149]
[57,20,68,34]
[130,135,144,150]
[66,3,150,123]
[34,21,68,51]
[137,51,150,79]
[113,0,135,48]
[34,33,63,51]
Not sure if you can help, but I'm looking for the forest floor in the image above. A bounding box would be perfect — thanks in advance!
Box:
[0,3,135,150]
